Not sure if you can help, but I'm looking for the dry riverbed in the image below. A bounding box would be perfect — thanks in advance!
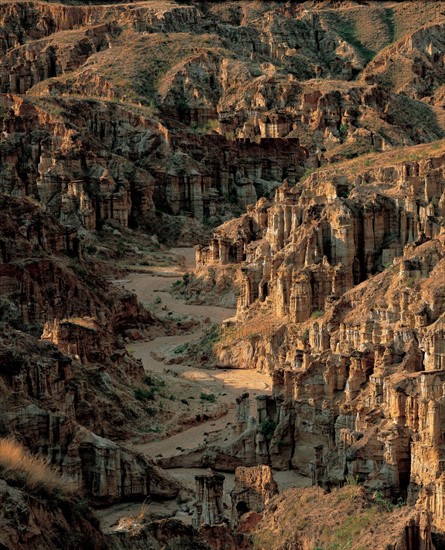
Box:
[98,248,306,533]
[118,248,271,457]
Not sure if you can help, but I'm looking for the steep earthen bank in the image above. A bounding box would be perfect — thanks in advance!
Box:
[192,141,445,541]
[0,196,183,508]
[1,1,444,234]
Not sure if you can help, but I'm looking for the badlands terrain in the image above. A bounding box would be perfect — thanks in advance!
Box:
[0,0,445,548]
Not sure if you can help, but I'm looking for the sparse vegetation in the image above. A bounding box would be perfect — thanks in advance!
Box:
[134,388,156,401]
[258,418,277,441]
[191,119,220,135]
[339,122,348,140]
[332,17,376,63]
[174,342,190,355]
[200,392,216,403]
[0,438,73,497]
[253,484,412,550]
[188,323,221,357]
[144,374,166,388]
[300,167,316,182]
[311,310,325,319]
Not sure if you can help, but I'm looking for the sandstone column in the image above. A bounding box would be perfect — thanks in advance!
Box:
[193,471,225,527]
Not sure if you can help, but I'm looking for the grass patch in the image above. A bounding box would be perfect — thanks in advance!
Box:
[143,374,165,388]
[191,119,220,135]
[334,18,375,63]
[174,342,189,355]
[331,508,379,548]
[300,167,316,182]
[312,310,325,319]
[382,8,395,44]
[134,388,156,401]
[253,484,406,550]
[0,438,73,497]
[200,392,216,403]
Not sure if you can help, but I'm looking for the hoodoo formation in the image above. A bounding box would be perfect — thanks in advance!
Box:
[0,1,445,548]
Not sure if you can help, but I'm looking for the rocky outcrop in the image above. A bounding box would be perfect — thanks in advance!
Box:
[0,477,108,550]
[0,196,179,504]
[253,485,436,550]
[1,1,444,235]
[0,95,158,230]
[195,141,445,535]
[363,22,445,101]
[0,92,308,227]
[200,147,445,326]
[0,320,180,504]
[230,466,278,525]
[193,471,226,528]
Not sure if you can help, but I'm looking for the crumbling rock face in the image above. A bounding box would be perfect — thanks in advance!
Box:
[0,197,179,504]
[0,478,108,550]
[0,330,180,504]
[0,92,308,227]
[195,142,445,534]
[230,465,278,525]
[200,148,445,326]
[0,95,158,230]
[193,471,226,528]
[363,22,445,101]
[1,1,444,232]
[253,485,436,550]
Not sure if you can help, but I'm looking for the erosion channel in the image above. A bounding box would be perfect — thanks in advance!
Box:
[96,247,303,534]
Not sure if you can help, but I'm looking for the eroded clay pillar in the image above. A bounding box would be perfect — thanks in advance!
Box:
[236,392,250,434]
[193,471,225,527]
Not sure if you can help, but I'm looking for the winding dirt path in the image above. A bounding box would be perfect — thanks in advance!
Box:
[97,249,303,532]
[120,248,272,459]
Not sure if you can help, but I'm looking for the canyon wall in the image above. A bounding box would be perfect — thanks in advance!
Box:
[1,1,444,234]
[195,142,445,535]
[0,196,179,503]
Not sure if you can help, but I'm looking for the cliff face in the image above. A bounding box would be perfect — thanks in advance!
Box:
[1,1,444,234]
[0,95,159,230]
[2,1,445,548]
[195,140,445,534]
[253,485,436,550]
[0,196,180,504]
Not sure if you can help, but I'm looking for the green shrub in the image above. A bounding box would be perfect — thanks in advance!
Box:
[174,342,189,355]
[191,119,219,135]
[134,388,156,401]
[200,392,216,403]
[258,418,277,441]
[143,374,165,388]
[311,310,325,319]
[339,122,348,139]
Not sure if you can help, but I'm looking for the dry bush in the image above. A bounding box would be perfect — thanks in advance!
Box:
[0,437,74,496]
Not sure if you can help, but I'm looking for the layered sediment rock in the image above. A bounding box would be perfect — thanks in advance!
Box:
[1,1,444,232]
[195,142,445,535]
[193,471,226,528]
[0,196,179,503]
[230,465,278,525]
[2,1,445,547]
[254,485,436,550]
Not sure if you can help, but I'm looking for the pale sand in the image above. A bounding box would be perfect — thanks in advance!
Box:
[98,250,305,529]
[120,248,272,458]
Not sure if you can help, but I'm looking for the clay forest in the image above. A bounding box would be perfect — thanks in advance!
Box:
[0,1,445,548]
